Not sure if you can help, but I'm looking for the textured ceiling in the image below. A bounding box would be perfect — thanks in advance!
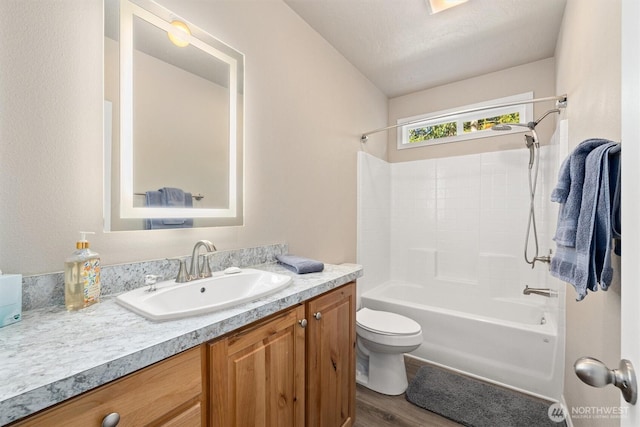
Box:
[284,0,567,98]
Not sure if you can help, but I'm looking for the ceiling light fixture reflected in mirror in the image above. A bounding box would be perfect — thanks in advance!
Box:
[426,0,468,14]
[167,20,191,47]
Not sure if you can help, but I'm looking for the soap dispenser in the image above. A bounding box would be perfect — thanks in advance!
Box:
[64,231,101,311]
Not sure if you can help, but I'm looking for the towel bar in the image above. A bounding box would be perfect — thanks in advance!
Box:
[135,192,204,201]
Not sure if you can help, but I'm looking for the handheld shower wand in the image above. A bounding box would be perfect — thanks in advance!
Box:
[491,108,560,268]
[524,135,535,169]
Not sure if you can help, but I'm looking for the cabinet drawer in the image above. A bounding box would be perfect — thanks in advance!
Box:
[13,346,203,427]
[158,401,202,427]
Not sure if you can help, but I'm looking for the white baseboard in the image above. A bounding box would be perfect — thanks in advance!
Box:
[560,395,574,427]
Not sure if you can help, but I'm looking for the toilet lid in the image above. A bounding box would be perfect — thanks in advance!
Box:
[356,308,421,336]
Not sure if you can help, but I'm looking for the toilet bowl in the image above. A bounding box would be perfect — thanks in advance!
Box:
[355,307,422,395]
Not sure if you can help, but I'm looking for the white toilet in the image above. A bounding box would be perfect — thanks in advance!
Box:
[355,307,423,395]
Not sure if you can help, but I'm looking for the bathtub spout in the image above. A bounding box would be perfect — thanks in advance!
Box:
[523,285,558,297]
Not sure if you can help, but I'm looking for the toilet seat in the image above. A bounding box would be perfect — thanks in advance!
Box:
[356,308,421,336]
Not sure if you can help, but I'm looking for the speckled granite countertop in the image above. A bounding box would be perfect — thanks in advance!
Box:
[0,262,362,426]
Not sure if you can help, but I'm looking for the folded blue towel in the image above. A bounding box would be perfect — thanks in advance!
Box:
[550,141,620,300]
[551,138,612,246]
[276,254,324,274]
[144,187,194,229]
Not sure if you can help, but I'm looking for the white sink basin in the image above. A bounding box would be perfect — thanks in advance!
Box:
[116,268,292,321]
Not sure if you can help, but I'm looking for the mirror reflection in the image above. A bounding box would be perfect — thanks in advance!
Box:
[104,0,244,231]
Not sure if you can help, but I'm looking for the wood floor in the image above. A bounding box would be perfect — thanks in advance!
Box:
[354,356,462,427]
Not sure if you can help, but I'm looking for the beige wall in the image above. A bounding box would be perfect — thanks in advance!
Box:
[555,0,622,425]
[0,0,387,275]
[388,58,557,162]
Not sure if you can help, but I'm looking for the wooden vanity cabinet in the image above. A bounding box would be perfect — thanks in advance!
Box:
[207,282,356,427]
[11,346,205,427]
[11,282,355,427]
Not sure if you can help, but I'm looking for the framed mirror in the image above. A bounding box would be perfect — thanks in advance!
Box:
[104,0,244,231]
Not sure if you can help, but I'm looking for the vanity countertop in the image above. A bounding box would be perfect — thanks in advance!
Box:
[0,262,362,426]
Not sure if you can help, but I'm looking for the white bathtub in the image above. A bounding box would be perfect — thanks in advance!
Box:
[361,280,560,399]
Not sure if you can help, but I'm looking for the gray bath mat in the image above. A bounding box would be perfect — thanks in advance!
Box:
[406,364,565,427]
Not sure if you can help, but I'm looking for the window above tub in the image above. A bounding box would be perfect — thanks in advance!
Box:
[397,92,533,149]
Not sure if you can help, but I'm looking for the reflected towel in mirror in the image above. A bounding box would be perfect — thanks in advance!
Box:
[145,187,194,229]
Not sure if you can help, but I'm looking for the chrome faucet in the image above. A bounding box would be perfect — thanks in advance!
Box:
[531,250,552,270]
[523,285,558,297]
[188,240,217,280]
[166,258,189,283]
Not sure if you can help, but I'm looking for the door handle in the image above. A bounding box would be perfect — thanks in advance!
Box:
[574,357,637,404]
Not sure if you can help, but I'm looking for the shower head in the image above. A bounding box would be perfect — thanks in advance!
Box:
[491,108,561,132]
[491,122,538,167]
[490,122,534,131]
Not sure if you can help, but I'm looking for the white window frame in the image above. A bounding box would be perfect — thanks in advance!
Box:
[397,92,534,150]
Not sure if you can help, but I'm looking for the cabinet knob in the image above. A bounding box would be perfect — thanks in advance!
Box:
[298,319,308,328]
[102,412,120,427]
[313,312,322,320]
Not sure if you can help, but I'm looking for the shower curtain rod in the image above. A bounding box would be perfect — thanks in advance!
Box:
[360,94,568,142]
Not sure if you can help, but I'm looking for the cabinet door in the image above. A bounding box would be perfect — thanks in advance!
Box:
[306,283,356,427]
[208,305,306,427]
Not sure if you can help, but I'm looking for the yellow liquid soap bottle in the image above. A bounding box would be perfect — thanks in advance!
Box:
[64,231,101,311]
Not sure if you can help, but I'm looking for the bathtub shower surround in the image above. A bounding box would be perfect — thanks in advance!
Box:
[389,149,558,290]
[357,142,566,400]
[356,153,391,302]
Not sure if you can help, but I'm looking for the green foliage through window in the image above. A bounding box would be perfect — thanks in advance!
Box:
[399,94,532,148]
[463,113,520,133]
[409,122,457,143]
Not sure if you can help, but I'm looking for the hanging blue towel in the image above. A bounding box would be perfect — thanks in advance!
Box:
[145,187,194,229]
[145,190,163,208]
[551,138,612,246]
[610,147,622,256]
[550,141,620,300]
[276,254,324,274]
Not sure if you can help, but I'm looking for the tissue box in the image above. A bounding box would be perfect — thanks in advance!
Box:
[0,274,22,328]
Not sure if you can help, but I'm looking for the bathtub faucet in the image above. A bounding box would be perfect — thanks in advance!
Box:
[523,285,558,297]
[531,250,552,270]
